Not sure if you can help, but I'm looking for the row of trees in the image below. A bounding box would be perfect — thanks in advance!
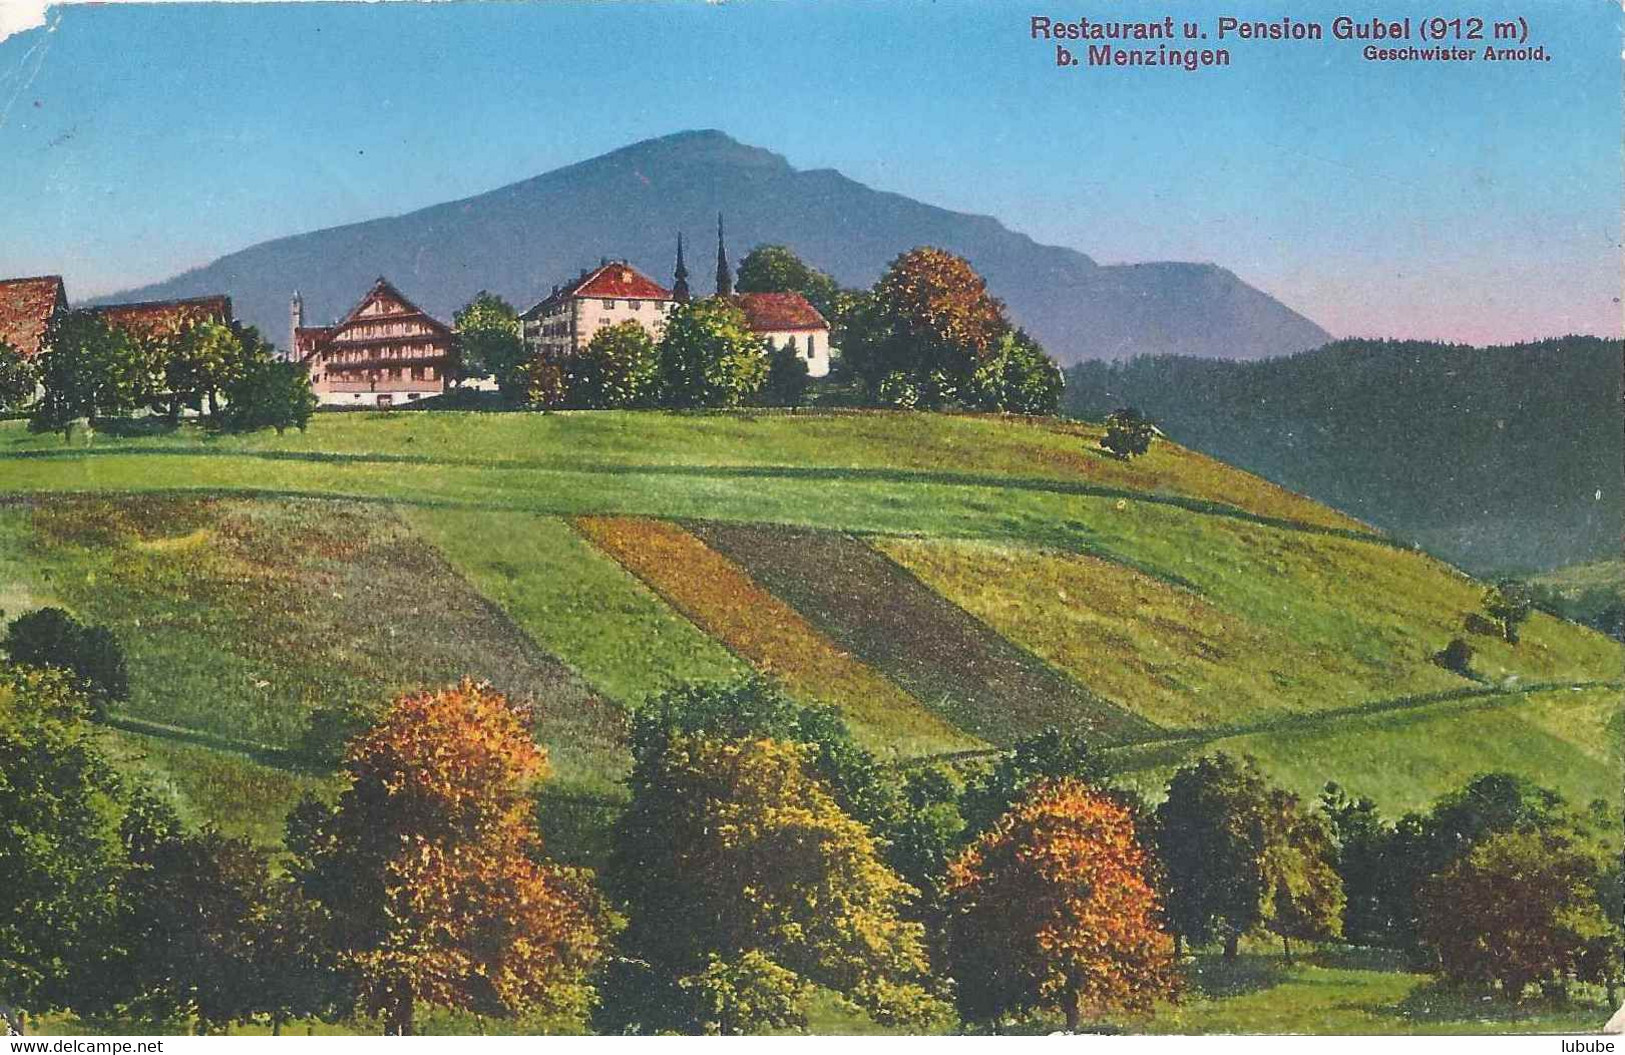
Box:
[6,664,1617,1035]
[450,245,1066,416]
[0,313,316,436]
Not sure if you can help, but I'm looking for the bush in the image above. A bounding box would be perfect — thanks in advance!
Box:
[298,695,383,765]
[221,359,318,434]
[758,341,811,408]
[2,607,128,718]
[569,321,658,409]
[1102,407,1155,459]
[1434,637,1475,675]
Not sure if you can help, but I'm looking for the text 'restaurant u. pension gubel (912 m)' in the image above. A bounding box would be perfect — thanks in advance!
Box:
[1029,15,1549,70]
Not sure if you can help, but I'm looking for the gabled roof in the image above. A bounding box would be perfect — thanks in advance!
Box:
[0,275,68,358]
[731,291,828,333]
[567,262,672,303]
[330,277,451,337]
[91,294,233,339]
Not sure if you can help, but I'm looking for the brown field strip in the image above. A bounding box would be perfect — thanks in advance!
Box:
[685,521,1162,747]
[573,515,977,756]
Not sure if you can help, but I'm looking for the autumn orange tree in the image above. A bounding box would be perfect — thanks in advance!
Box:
[945,778,1177,1033]
[844,247,1009,407]
[285,679,605,1035]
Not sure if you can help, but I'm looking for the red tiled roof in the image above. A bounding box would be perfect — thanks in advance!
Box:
[0,275,67,359]
[569,263,671,301]
[731,292,827,333]
[91,294,233,338]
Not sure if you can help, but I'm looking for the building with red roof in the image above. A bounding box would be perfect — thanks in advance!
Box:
[0,275,68,359]
[297,277,457,408]
[520,260,676,361]
[89,294,233,340]
[731,291,831,378]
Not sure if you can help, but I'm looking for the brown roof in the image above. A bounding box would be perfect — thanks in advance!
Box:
[731,292,827,333]
[526,263,671,318]
[91,294,233,339]
[0,275,67,358]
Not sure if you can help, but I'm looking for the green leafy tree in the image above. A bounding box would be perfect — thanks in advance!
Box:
[1421,828,1611,999]
[2,607,128,719]
[655,298,768,408]
[842,247,1008,406]
[735,245,841,318]
[0,340,38,413]
[569,320,658,408]
[1320,783,1401,946]
[168,320,252,418]
[603,730,944,1034]
[0,664,130,1026]
[758,339,812,407]
[109,796,279,1032]
[674,950,816,1036]
[31,311,150,435]
[1483,582,1533,644]
[965,330,1064,415]
[961,727,1108,836]
[453,292,525,396]
[1577,856,1624,1006]
[1153,753,1272,959]
[1101,407,1156,459]
[1260,789,1345,963]
[222,359,318,434]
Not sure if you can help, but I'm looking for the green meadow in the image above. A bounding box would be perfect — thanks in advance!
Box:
[2,409,1620,1035]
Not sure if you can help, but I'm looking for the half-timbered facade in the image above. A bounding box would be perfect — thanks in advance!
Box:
[297,278,456,408]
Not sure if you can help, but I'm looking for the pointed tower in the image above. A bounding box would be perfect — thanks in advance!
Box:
[672,233,691,303]
[715,213,732,297]
[289,290,304,361]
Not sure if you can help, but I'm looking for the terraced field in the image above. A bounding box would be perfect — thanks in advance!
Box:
[0,410,1618,855]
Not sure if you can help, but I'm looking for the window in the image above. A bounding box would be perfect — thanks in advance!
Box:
[807,334,817,357]
[602,299,616,309]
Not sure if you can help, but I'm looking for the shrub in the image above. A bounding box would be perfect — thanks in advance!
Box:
[221,359,318,434]
[1101,407,1155,459]
[1434,637,1475,675]
[2,607,128,718]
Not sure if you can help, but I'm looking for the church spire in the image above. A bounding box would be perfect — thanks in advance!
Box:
[715,213,732,297]
[672,232,691,303]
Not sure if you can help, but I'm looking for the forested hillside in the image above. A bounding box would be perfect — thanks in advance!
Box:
[1064,337,1623,575]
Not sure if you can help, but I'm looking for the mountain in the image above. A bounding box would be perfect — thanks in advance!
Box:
[1064,337,1625,576]
[89,130,1331,364]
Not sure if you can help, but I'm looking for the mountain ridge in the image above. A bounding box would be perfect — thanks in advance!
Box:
[90,129,1333,364]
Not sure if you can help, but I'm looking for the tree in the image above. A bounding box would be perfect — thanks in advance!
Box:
[960,726,1109,836]
[1153,753,1271,959]
[453,293,524,396]
[1260,789,1344,963]
[1101,407,1155,459]
[221,359,318,434]
[603,731,943,1034]
[1420,828,1611,999]
[1434,637,1475,676]
[107,796,278,1032]
[1482,582,1533,644]
[2,607,128,719]
[735,245,841,318]
[655,298,768,408]
[946,778,1177,1032]
[0,341,37,413]
[964,330,1064,415]
[758,339,811,407]
[0,664,130,1026]
[31,311,149,435]
[167,320,251,418]
[569,320,658,409]
[285,679,606,1035]
[843,248,1008,406]
[1577,855,1624,1006]
[1320,783,1401,947]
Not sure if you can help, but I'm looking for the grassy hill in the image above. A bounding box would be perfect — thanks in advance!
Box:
[2,408,1619,1033]
[1,409,1616,816]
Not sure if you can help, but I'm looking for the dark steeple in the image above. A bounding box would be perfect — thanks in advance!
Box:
[672,232,691,303]
[715,213,732,297]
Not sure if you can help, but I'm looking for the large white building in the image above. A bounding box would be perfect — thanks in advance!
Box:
[519,261,677,361]
[730,292,832,378]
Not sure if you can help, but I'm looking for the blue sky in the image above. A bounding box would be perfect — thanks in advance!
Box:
[1,0,1619,343]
